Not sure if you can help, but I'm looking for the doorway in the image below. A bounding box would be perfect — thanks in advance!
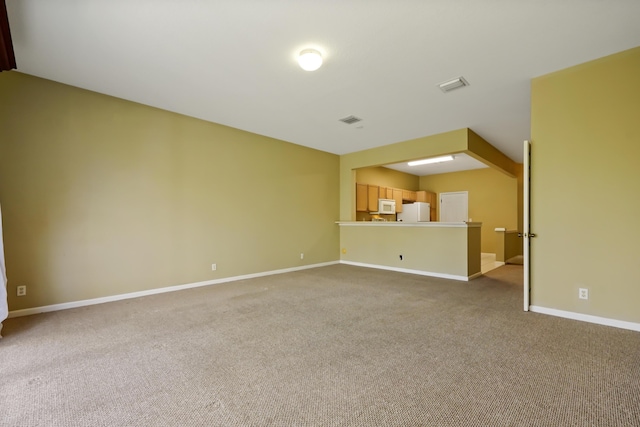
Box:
[439,191,468,222]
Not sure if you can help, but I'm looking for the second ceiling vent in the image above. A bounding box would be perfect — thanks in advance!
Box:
[339,115,363,125]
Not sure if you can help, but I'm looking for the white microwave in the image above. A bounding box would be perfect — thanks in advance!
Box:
[374,199,396,215]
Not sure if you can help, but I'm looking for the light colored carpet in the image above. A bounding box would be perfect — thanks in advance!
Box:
[1,264,639,426]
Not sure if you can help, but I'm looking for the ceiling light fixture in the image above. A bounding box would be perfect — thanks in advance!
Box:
[408,155,455,166]
[438,77,469,93]
[298,49,323,71]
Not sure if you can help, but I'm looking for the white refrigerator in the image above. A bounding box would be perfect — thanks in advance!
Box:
[397,202,430,222]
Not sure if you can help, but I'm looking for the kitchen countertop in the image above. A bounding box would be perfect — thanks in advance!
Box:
[336,221,482,228]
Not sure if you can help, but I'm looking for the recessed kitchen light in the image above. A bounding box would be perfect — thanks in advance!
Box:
[408,155,455,166]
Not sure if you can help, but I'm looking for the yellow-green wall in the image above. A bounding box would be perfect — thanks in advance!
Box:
[0,73,340,311]
[531,46,640,323]
[420,168,518,253]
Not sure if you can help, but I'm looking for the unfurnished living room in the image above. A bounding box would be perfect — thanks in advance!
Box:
[1,1,639,426]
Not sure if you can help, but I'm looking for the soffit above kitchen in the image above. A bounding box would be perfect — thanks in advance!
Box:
[384,153,488,177]
[5,1,640,163]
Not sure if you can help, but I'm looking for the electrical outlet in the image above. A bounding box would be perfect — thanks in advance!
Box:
[211,263,217,271]
[300,253,304,260]
[17,285,26,297]
[578,288,588,300]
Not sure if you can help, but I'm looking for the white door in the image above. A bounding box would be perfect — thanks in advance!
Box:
[523,140,531,311]
[440,191,468,222]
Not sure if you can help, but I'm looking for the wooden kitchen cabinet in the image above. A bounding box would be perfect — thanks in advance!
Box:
[417,190,438,221]
[358,183,431,215]
[356,183,368,212]
[367,185,379,212]
[379,186,391,199]
[417,190,437,204]
[402,190,417,202]
[392,188,403,213]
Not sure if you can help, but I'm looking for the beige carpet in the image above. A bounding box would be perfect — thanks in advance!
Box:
[1,264,639,426]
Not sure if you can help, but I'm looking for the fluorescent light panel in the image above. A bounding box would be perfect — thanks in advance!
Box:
[408,155,455,166]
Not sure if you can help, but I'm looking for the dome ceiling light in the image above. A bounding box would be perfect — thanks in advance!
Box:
[298,49,323,71]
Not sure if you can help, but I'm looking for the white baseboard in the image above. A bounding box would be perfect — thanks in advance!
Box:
[529,305,640,332]
[8,261,339,319]
[339,260,478,282]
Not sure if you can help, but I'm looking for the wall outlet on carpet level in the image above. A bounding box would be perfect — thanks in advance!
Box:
[211,263,217,271]
[17,285,27,297]
[578,288,589,300]
[300,253,304,260]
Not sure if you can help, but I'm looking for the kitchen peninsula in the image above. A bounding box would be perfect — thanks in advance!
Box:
[338,221,482,281]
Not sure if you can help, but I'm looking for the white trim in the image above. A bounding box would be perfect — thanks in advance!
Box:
[529,305,640,332]
[339,260,477,282]
[523,140,531,312]
[8,261,338,319]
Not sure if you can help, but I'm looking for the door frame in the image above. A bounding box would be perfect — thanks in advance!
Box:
[523,140,531,311]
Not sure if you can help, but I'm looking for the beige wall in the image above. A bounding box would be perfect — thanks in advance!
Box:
[420,168,518,253]
[531,47,640,323]
[0,73,340,311]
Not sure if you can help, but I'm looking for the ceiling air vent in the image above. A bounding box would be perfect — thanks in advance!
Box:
[339,115,362,125]
[438,76,469,93]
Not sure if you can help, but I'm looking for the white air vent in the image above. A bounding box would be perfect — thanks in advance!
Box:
[339,115,362,125]
[438,77,469,93]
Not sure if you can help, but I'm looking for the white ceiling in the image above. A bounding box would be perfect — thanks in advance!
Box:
[6,1,640,164]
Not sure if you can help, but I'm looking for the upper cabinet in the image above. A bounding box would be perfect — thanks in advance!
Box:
[416,190,430,203]
[367,185,379,212]
[392,189,403,213]
[402,190,417,203]
[378,186,390,199]
[357,183,437,217]
[417,190,437,221]
[356,183,383,212]
[356,183,368,212]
